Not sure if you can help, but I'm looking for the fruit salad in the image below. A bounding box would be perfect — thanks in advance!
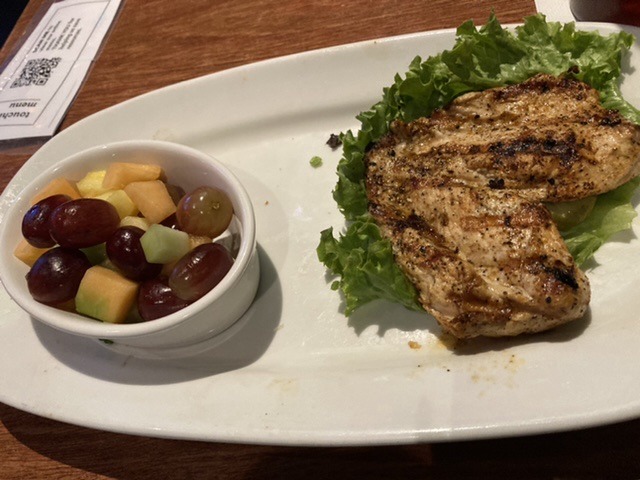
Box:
[15,160,237,324]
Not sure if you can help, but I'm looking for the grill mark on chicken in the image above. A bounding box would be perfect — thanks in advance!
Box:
[364,74,640,338]
[379,75,640,203]
[487,134,582,168]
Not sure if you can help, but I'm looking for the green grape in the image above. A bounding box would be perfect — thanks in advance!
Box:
[176,186,233,238]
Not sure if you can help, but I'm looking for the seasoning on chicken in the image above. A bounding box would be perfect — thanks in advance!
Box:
[365,74,640,338]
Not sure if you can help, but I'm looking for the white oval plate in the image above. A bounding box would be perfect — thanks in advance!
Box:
[1,23,640,446]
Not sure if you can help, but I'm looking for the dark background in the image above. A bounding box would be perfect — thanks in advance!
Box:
[1,0,28,48]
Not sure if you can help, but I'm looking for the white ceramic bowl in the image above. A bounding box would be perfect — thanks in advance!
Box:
[0,140,260,358]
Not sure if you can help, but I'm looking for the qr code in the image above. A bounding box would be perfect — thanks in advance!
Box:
[10,57,61,88]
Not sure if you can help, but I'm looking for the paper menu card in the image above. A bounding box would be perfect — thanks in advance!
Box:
[0,0,122,141]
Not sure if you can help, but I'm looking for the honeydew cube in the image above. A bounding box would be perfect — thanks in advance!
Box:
[96,189,139,219]
[99,257,120,272]
[123,180,176,224]
[160,260,177,277]
[140,223,190,264]
[125,304,144,324]
[30,177,81,205]
[80,243,107,265]
[76,170,110,197]
[119,216,151,231]
[102,162,164,190]
[75,266,139,324]
[13,238,49,267]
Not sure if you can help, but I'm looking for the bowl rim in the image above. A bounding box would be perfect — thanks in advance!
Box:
[0,139,256,339]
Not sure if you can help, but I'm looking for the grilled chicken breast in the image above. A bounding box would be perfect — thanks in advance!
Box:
[365,74,640,338]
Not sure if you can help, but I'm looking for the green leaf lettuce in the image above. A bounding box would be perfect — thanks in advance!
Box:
[318,13,639,315]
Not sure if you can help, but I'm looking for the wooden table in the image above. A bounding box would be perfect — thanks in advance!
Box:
[2,0,640,477]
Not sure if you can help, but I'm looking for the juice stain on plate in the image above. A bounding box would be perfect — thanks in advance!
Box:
[269,378,299,397]
[470,353,526,390]
[406,332,526,390]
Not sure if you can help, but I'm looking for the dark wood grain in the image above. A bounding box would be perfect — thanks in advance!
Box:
[3,400,640,479]
[4,1,640,478]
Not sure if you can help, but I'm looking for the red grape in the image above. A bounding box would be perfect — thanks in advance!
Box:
[168,243,233,302]
[138,277,191,321]
[165,184,186,205]
[176,186,233,238]
[26,247,91,305]
[50,198,120,248]
[21,194,71,248]
[106,226,162,280]
[160,213,179,230]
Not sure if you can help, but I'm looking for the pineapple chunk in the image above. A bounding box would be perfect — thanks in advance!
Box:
[13,238,49,267]
[96,189,139,219]
[119,216,151,231]
[189,235,212,249]
[75,266,139,324]
[123,180,176,224]
[102,162,164,190]
[76,170,110,197]
[30,177,81,205]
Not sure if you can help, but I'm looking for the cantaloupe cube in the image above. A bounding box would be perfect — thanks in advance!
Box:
[30,177,81,205]
[75,266,139,324]
[77,170,110,197]
[96,189,138,219]
[13,238,49,266]
[119,216,151,231]
[123,180,176,224]
[102,162,164,190]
